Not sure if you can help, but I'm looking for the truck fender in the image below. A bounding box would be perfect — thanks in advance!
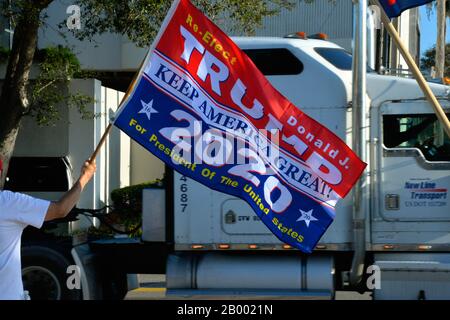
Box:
[71,244,101,300]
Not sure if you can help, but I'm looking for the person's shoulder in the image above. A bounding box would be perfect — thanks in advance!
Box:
[0,190,15,200]
[0,190,17,209]
[0,190,33,203]
[1,189,49,214]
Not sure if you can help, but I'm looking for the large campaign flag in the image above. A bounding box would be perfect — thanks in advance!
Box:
[114,0,366,253]
[379,0,433,18]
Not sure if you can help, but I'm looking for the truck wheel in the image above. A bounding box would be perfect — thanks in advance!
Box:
[21,245,81,300]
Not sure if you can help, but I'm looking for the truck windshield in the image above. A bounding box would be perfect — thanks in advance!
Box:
[383,114,450,161]
[314,47,375,72]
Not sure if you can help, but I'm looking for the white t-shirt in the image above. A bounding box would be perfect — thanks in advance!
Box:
[0,191,50,300]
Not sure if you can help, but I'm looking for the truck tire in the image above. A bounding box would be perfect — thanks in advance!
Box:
[21,245,81,300]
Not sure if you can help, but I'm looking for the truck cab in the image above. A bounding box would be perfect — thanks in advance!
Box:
[157,36,450,299]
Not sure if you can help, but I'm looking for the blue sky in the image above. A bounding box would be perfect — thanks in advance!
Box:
[419,6,449,56]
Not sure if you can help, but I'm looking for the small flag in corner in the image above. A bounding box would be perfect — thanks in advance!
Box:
[379,0,433,18]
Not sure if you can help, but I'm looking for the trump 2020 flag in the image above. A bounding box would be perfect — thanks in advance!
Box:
[379,0,433,18]
[113,0,366,253]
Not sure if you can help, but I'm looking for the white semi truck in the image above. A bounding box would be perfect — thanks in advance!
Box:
[156,36,450,300]
[9,35,450,300]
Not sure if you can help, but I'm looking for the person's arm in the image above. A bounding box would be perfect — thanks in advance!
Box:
[45,160,96,221]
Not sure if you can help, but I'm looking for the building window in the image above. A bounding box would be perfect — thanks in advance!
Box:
[383,114,450,161]
[243,48,303,75]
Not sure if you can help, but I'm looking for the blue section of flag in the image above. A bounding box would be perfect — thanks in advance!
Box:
[379,0,433,18]
[114,73,335,253]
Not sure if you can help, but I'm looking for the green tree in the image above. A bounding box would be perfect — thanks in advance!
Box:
[0,0,294,188]
[420,43,450,77]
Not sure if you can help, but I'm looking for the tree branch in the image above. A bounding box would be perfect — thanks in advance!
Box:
[0,0,53,143]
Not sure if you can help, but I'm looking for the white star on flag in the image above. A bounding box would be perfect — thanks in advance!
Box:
[296,209,318,227]
[138,99,158,120]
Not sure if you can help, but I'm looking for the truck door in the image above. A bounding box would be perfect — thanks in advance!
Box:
[372,100,450,248]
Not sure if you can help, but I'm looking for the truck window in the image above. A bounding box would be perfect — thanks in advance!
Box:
[383,114,450,161]
[5,157,70,192]
[242,48,303,75]
[314,47,375,72]
[314,48,353,70]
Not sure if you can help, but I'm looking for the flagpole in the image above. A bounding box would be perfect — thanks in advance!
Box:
[88,60,145,162]
[88,1,183,163]
[89,123,113,162]
[373,0,450,139]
